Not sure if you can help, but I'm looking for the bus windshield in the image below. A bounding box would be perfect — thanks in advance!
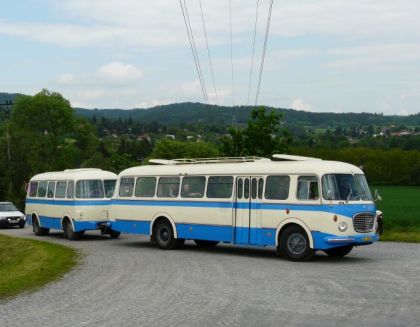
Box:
[322,174,372,201]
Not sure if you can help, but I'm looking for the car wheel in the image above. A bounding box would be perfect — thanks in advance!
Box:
[278,225,315,261]
[324,245,353,257]
[19,221,26,229]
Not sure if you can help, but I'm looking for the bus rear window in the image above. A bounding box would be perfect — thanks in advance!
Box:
[119,177,135,197]
[76,180,104,199]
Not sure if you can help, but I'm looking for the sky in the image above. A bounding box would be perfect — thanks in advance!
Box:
[0,0,419,115]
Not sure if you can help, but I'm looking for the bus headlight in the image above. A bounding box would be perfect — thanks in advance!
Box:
[338,222,348,232]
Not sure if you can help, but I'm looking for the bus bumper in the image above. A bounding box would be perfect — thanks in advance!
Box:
[312,231,379,250]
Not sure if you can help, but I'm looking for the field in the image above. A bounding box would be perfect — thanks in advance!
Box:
[373,186,420,242]
[0,234,78,299]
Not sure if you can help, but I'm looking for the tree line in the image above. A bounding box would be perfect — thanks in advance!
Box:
[1,90,419,207]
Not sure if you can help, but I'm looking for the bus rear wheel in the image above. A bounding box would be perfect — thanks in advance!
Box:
[278,225,315,261]
[33,217,49,236]
[63,220,81,240]
[154,220,184,250]
[109,229,121,239]
[194,240,219,248]
[324,245,353,257]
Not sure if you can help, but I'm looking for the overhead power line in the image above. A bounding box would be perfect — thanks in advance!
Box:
[198,0,219,105]
[247,0,260,106]
[180,0,209,104]
[229,0,235,106]
[254,0,274,106]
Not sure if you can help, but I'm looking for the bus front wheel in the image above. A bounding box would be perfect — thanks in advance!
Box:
[33,217,49,236]
[324,245,353,257]
[278,225,315,261]
[154,220,184,250]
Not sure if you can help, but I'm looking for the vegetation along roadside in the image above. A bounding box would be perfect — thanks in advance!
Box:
[0,234,78,299]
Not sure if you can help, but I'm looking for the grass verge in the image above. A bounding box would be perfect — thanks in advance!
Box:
[380,231,420,243]
[0,234,78,299]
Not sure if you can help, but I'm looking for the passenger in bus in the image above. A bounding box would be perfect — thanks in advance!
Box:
[169,184,179,197]
[181,183,201,198]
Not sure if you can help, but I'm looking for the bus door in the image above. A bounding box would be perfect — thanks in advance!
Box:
[234,176,263,245]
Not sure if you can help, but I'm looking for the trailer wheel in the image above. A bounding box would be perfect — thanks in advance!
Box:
[63,220,80,240]
[33,216,49,236]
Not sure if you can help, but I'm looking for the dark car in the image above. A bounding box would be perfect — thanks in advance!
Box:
[0,202,26,228]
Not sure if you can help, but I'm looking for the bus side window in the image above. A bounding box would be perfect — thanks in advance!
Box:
[207,176,233,198]
[119,177,135,197]
[258,178,264,199]
[181,176,205,198]
[55,181,67,198]
[66,181,74,199]
[265,176,290,200]
[157,177,180,198]
[47,181,56,198]
[37,181,48,198]
[297,176,319,200]
[135,177,157,197]
[29,181,38,197]
[237,179,243,199]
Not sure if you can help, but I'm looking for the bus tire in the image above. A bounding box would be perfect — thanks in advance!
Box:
[278,225,315,262]
[154,220,183,250]
[324,245,353,257]
[63,220,80,240]
[194,240,219,248]
[33,217,49,236]
[109,229,121,239]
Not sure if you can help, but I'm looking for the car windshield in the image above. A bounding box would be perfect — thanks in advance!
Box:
[0,203,18,211]
[322,174,373,201]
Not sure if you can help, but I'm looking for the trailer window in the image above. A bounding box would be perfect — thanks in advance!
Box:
[104,180,116,198]
[29,181,38,197]
[55,181,67,198]
[76,180,105,199]
[37,181,47,198]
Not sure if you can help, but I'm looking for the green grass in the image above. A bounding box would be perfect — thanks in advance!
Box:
[0,234,78,299]
[372,186,420,242]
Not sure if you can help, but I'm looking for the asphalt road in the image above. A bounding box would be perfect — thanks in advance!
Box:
[1,227,419,327]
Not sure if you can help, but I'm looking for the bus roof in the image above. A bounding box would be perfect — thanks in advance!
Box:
[119,159,364,177]
[30,168,117,181]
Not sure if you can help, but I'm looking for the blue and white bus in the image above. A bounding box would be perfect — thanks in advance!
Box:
[26,168,120,240]
[110,155,380,261]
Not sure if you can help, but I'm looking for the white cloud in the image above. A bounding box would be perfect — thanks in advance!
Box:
[97,62,143,85]
[58,73,76,85]
[290,99,313,112]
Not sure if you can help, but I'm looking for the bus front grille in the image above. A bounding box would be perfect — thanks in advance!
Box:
[353,213,375,233]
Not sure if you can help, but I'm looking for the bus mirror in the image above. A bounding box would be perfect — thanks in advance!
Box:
[374,189,382,202]
[326,189,333,200]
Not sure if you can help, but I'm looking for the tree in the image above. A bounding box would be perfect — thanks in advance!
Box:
[220,107,291,157]
[150,139,220,159]
[4,89,98,205]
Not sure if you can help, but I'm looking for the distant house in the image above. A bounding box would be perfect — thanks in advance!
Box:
[165,134,176,140]
[137,133,152,143]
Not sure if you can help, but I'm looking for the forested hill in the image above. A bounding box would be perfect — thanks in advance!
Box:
[74,103,420,128]
[1,92,419,127]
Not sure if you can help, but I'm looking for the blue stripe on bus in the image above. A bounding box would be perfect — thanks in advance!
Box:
[31,215,106,232]
[26,198,111,206]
